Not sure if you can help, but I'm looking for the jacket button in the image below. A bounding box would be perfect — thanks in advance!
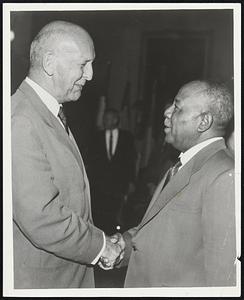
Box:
[132,244,137,251]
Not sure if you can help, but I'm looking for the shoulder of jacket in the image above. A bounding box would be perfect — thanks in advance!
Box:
[199,149,234,184]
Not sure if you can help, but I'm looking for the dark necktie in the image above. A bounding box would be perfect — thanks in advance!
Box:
[58,106,69,135]
[109,130,113,159]
[162,158,182,190]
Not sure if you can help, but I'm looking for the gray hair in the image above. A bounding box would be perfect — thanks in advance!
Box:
[202,80,234,131]
[186,80,234,131]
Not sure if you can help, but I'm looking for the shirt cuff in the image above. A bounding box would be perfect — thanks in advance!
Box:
[91,231,106,265]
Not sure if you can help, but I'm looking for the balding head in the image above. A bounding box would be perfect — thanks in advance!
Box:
[30,21,93,70]
[28,21,95,103]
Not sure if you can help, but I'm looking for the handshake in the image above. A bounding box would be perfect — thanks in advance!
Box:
[99,233,125,270]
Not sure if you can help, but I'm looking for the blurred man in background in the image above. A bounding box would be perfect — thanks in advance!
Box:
[87,108,137,234]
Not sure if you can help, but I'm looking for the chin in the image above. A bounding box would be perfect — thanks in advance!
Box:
[164,134,173,145]
[72,96,80,101]
[70,92,82,101]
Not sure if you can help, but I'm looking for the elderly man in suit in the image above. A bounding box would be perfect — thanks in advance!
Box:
[102,80,236,287]
[11,20,123,289]
[87,108,137,234]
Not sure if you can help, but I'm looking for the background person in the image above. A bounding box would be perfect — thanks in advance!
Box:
[87,108,137,234]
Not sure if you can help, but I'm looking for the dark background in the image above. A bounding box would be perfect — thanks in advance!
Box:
[11,9,233,170]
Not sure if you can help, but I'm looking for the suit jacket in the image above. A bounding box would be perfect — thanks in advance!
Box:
[121,139,236,287]
[11,81,104,289]
[87,129,136,198]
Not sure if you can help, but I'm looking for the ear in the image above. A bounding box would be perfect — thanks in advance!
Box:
[197,112,213,132]
[42,51,55,76]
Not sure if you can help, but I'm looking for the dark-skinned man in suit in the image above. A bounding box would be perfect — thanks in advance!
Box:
[102,80,236,287]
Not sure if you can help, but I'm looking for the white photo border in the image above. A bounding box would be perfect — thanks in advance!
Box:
[3,2,241,297]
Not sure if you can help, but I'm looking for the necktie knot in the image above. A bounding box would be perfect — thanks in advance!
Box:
[58,106,69,134]
[170,158,182,177]
[162,158,182,190]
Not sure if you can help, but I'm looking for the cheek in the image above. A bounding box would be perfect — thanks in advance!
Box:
[171,118,189,139]
[66,73,79,90]
[56,65,70,86]
[74,68,84,81]
[63,66,82,85]
[172,113,189,128]
[56,65,64,80]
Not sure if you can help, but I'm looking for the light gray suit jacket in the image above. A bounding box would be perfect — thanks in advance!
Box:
[12,81,104,288]
[122,140,236,287]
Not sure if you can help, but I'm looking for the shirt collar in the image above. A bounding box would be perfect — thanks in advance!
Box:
[179,137,224,167]
[106,128,118,135]
[25,77,61,118]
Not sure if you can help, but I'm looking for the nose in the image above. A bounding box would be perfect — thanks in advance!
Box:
[83,62,93,81]
[164,103,174,119]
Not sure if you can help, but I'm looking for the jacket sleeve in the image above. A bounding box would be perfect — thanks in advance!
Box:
[12,115,104,265]
[202,168,236,286]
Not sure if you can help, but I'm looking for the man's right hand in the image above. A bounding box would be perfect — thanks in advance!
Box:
[110,232,125,251]
[98,234,125,270]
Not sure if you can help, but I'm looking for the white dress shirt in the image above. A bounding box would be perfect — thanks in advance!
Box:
[25,77,105,264]
[25,77,63,125]
[179,137,224,169]
[105,128,119,158]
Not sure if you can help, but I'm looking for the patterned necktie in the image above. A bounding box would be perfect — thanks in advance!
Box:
[109,130,113,159]
[58,106,69,135]
[162,158,182,190]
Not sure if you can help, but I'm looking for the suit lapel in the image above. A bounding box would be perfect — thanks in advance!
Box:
[69,131,93,220]
[19,81,84,172]
[141,168,171,219]
[139,160,193,229]
[102,131,109,160]
[138,139,227,230]
[113,129,120,157]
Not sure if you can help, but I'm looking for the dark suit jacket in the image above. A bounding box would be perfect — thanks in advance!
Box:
[12,81,104,288]
[87,129,136,209]
[121,140,236,287]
